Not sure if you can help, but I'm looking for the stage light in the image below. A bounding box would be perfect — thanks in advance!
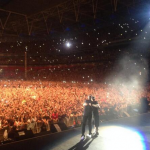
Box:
[100,126,146,150]
[66,42,71,48]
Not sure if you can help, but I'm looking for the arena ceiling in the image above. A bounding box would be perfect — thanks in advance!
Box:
[0,0,67,15]
[0,0,148,37]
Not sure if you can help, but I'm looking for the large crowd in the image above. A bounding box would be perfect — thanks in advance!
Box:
[0,79,149,135]
[0,13,148,66]
[0,13,149,139]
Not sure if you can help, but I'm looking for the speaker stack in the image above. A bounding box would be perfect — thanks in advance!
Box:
[8,129,34,141]
[50,123,68,133]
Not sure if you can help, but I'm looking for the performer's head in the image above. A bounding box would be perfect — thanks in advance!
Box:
[92,96,95,101]
[88,95,92,100]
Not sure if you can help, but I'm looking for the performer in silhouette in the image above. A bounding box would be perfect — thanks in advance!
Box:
[81,95,93,140]
[91,96,100,135]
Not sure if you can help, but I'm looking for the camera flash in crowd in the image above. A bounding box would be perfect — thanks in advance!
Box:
[66,42,71,48]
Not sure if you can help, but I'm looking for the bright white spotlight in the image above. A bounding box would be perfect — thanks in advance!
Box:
[100,126,146,150]
[66,42,71,48]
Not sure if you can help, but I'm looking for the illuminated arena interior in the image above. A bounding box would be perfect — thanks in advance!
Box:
[0,0,150,150]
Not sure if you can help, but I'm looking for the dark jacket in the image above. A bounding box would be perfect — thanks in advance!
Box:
[83,100,92,116]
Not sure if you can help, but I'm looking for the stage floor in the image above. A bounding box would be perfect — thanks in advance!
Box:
[50,126,150,150]
[1,113,150,150]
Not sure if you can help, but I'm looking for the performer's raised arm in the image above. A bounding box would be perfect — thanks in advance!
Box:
[92,103,100,108]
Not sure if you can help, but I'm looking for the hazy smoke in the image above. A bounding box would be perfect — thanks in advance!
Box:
[106,55,149,102]
[114,55,148,87]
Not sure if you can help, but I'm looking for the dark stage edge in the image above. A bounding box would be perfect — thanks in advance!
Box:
[1,113,150,150]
